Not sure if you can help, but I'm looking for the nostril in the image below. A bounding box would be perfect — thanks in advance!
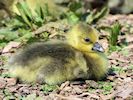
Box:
[92,42,104,52]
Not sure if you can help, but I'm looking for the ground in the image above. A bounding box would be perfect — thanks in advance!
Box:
[0,15,133,100]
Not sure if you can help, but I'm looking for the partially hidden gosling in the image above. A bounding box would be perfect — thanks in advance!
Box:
[7,23,108,85]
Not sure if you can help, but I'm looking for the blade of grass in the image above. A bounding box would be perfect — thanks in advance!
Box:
[86,7,109,24]
[16,1,33,29]
[109,21,121,46]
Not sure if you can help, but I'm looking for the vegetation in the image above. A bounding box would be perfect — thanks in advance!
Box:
[0,0,132,99]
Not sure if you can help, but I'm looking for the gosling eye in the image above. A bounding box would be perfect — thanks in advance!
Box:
[84,38,90,42]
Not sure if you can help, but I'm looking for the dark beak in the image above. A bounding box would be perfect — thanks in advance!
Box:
[92,42,104,52]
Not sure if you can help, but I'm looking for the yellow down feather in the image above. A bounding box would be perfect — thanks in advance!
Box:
[8,22,108,85]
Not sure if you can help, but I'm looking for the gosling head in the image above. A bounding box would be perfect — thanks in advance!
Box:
[67,22,104,53]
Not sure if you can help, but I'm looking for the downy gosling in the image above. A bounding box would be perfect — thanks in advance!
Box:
[8,23,108,85]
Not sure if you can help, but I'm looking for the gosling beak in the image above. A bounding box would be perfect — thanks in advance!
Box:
[92,42,104,52]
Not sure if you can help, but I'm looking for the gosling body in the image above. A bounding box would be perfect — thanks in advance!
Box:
[8,23,108,85]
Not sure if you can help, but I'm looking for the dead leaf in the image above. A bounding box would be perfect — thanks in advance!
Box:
[62,86,72,92]
[53,94,83,100]
[59,81,70,90]
[7,86,18,93]
[108,52,119,60]
[6,78,17,86]
[107,76,115,81]
[2,41,21,53]
[123,77,132,83]
[126,34,133,44]
[0,61,3,66]
[109,59,118,65]
[78,92,100,99]
[98,39,109,50]
[0,91,4,100]
[0,77,6,89]
[118,35,126,44]
[116,57,129,63]
[114,82,133,99]
[85,80,99,89]
[73,86,82,94]
[99,93,114,100]
[123,44,133,52]
[19,86,30,95]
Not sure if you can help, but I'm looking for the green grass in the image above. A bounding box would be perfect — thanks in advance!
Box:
[98,81,113,95]
[109,21,121,46]
[110,66,125,74]
[88,81,113,95]
[40,84,58,94]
